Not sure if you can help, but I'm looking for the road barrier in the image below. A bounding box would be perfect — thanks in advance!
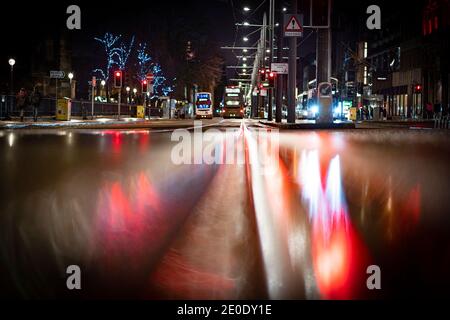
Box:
[0,95,165,120]
[434,115,450,129]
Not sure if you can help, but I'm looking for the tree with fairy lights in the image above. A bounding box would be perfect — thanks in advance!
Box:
[93,34,173,100]
[136,42,173,97]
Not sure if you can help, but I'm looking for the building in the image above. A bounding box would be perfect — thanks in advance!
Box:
[362,0,449,119]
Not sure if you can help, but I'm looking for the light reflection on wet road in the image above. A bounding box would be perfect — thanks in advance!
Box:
[1,122,450,299]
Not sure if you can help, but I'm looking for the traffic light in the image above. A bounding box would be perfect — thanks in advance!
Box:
[141,80,148,93]
[114,71,123,88]
[259,69,266,81]
[268,71,276,87]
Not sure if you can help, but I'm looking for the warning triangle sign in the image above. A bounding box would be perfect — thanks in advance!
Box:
[285,16,302,31]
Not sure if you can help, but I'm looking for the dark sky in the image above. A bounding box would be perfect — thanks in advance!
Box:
[0,0,429,93]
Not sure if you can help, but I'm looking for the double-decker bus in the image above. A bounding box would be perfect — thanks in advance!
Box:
[223,86,244,118]
[195,92,213,119]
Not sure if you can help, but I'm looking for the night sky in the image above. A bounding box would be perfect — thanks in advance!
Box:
[0,0,427,94]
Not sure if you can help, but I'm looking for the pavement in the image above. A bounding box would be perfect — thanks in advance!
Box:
[0,116,439,131]
[260,119,437,130]
[0,116,223,130]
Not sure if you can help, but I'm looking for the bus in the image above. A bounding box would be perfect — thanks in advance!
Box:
[195,92,213,119]
[223,86,244,118]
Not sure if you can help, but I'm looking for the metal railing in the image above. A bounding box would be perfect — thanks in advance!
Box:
[0,95,164,119]
[434,115,450,129]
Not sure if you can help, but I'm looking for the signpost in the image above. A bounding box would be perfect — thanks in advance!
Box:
[271,63,289,74]
[283,14,303,37]
[147,74,154,94]
[285,2,302,123]
[50,71,65,104]
[146,74,154,119]
[91,76,96,119]
[50,71,65,79]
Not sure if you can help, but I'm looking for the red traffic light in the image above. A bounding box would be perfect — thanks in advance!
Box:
[114,71,123,88]
[142,79,149,93]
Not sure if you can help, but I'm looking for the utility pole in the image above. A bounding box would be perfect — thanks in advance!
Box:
[276,6,284,123]
[316,0,333,123]
[287,0,298,123]
[118,90,121,119]
[260,13,267,118]
[268,0,275,121]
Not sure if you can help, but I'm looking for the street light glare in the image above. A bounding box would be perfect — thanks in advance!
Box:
[243,22,250,26]
[8,59,16,67]
[243,37,249,42]
[101,80,106,86]
[243,7,250,12]
[68,72,74,80]
[282,7,287,12]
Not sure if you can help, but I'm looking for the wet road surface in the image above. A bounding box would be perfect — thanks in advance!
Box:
[1,120,450,299]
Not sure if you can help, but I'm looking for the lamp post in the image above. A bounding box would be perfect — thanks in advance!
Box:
[126,86,130,103]
[133,88,137,103]
[101,80,106,100]
[8,59,15,95]
[68,72,74,99]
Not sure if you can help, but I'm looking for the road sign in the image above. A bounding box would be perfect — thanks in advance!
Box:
[50,71,65,79]
[284,14,303,37]
[271,63,288,74]
[146,74,154,83]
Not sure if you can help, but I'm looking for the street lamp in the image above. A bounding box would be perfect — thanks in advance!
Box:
[243,21,250,26]
[243,7,250,12]
[126,86,131,104]
[101,80,106,87]
[8,58,15,95]
[68,72,74,99]
[243,37,249,42]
